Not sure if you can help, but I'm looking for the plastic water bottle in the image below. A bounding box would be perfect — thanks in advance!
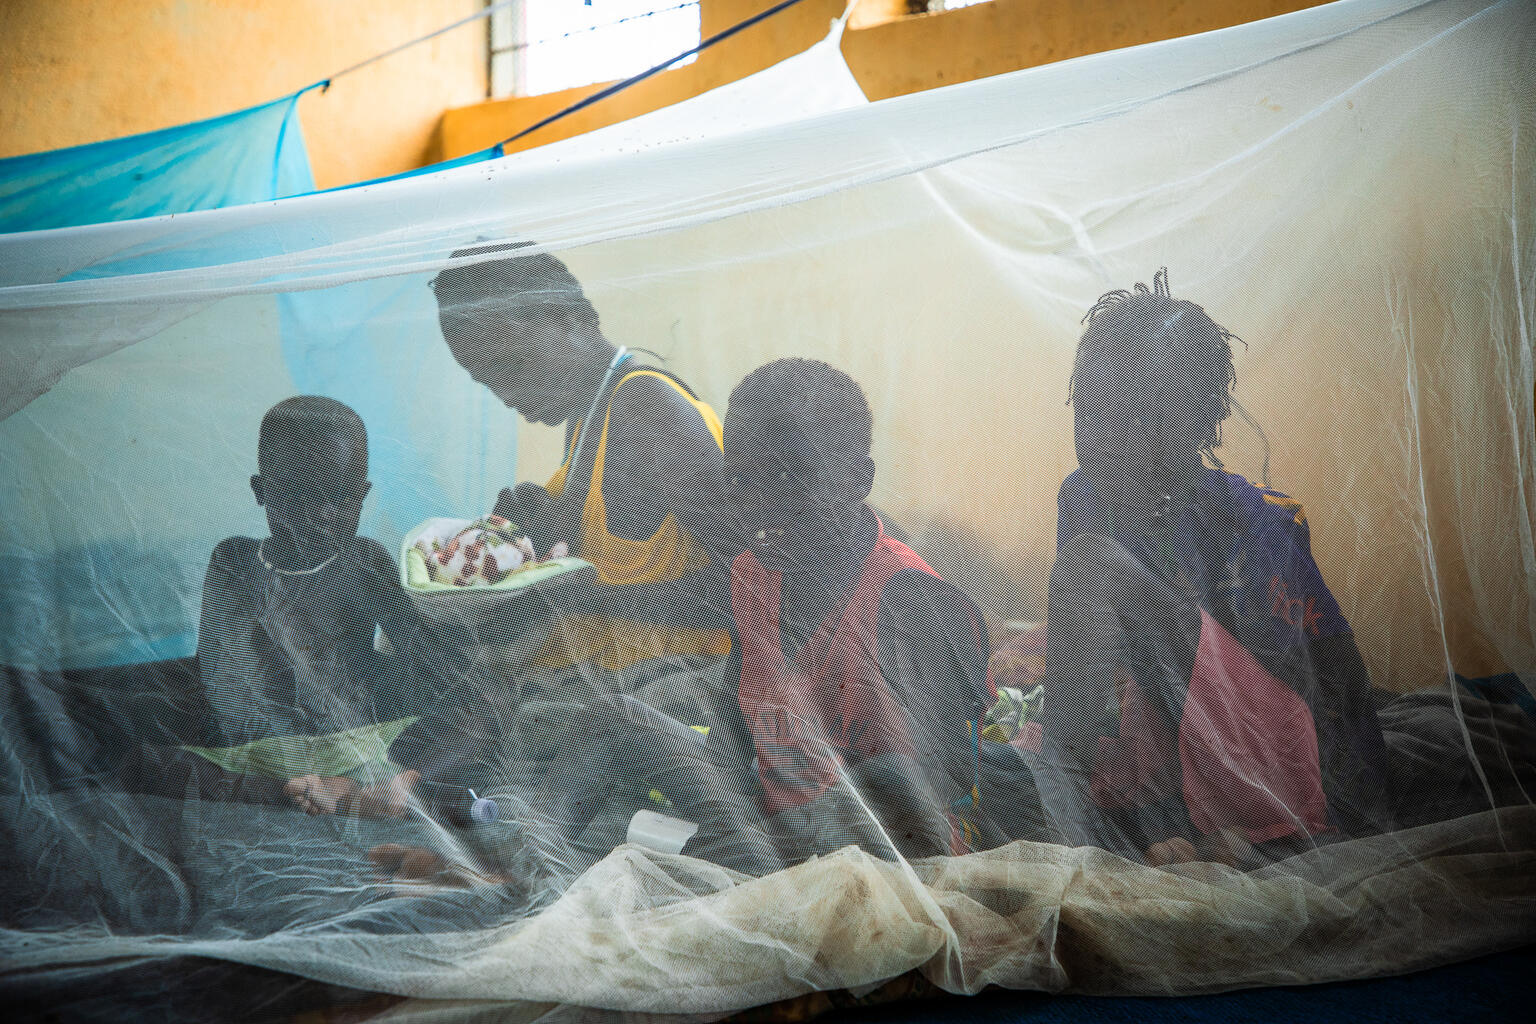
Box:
[467,788,499,824]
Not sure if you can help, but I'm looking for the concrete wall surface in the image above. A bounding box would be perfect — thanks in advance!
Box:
[0,0,487,190]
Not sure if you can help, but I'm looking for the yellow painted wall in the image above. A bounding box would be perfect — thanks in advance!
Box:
[0,1,1327,189]
[440,0,1325,158]
[846,0,1329,99]
[0,0,487,190]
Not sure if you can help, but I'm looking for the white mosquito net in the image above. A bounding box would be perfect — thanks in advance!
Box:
[1,0,1533,1019]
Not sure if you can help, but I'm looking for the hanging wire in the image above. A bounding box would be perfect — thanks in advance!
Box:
[496,2,703,58]
[294,0,808,159]
[497,0,810,147]
[311,0,521,94]
[312,2,705,95]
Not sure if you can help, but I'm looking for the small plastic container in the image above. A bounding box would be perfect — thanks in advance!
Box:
[467,789,500,825]
[627,809,700,855]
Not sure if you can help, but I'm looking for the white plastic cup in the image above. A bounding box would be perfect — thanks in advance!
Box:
[626,809,700,855]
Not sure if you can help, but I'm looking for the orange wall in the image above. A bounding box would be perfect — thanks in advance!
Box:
[440,0,1325,158]
[845,0,1329,100]
[0,2,1328,187]
[0,0,487,190]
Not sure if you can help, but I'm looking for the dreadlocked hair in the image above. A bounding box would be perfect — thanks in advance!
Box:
[1067,268,1245,462]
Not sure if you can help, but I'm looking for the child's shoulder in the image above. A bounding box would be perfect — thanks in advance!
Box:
[611,368,715,426]
[336,537,399,584]
[1057,468,1090,506]
[1215,471,1309,532]
[209,536,261,569]
[1057,467,1312,536]
[344,535,395,563]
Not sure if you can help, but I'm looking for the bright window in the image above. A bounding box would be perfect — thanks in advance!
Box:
[927,0,993,12]
[491,1,702,99]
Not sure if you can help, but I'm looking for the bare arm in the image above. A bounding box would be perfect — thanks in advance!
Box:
[601,374,727,549]
[493,481,583,559]
[533,373,735,630]
[197,539,284,744]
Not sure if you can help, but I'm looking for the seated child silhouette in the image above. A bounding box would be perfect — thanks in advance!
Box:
[372,359,997,886]
[701,357,997,860]
[1037,270,1389,867]
[128,396,438,817]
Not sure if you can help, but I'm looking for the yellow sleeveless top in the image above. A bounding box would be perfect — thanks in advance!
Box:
[537,369,732,671]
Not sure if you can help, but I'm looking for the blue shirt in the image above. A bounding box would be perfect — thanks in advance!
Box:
[1056,466,1350,666]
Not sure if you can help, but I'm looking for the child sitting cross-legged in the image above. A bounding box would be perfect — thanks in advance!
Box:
[122,396,467,818]
[1036,270,1391,868]
[369,359,999,887]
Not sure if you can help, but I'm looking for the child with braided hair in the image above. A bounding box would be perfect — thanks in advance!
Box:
[1038,270,1389,867]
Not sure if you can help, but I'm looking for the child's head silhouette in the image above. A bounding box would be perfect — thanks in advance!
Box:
[252,396,371,563]
[1069,268,1241,493]
[723,358,876,570]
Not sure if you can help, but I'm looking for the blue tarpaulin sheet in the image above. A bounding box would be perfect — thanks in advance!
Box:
[0,92,315,233]
[0,96,511,668]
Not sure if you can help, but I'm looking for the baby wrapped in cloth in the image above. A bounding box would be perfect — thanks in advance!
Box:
[407,516,568,588]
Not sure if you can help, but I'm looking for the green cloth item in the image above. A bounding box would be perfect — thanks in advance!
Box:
[982,685,1044,743]
[181,716,419,781]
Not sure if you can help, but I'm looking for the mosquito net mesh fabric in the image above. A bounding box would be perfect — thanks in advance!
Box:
[1,0,1534,1018]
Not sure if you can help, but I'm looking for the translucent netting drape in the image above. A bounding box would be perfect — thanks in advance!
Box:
[1,0,1533,1019]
